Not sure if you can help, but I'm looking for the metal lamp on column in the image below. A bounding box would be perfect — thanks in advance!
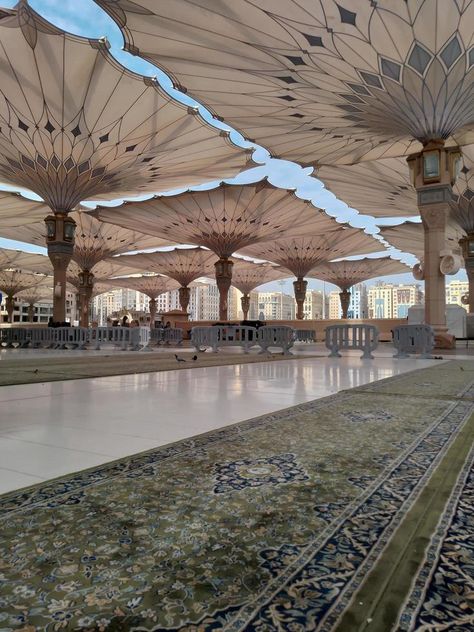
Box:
[293,277,307,320]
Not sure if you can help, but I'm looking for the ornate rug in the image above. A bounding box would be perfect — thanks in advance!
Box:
[0,362,473,631]
[397,445,474,631]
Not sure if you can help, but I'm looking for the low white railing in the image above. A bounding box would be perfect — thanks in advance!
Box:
[392,324,434,359]
[325,324,379,359]
[191,325,258,353]
[295,329,316,343]
[257,326,295,355]
[52,327,90,350]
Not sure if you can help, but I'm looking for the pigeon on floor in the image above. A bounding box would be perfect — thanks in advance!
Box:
[33,368,39,373]
[174,354,186,362]
[192,355,197,361]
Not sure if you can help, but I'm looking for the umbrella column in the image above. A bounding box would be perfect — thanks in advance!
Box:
[5,294,14,323]
[339,288,351,319]
[407,141,460,347]
[45,214,76,322]
[149,298,157,327]
[240,294,250,320]
[293,278,307,320]
[78,270,94,327]
[27,301,35,322]
[178,286,190,312]
[215,257,233,321]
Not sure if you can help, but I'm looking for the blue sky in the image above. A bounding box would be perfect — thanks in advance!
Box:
[0,0,466,292]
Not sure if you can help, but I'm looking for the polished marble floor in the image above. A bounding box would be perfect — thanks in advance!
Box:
[0,343,447,494]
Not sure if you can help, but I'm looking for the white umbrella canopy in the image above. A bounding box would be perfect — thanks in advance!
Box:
[240,229,384,279]
[0,191,51,228]
[309,256,411,290]
[90,181,343,259]
[0,248,52,275]
[95,0,474,165]
[0,211,171,272]
[227,259,288,295]
[109,246,217,287]
[100,274,180,300]
[379,221,465,261]
[0,2,252,214]
[0,269,50,296]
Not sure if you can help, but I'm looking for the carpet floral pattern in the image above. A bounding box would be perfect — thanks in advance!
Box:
[0,363,473,631]
[398,446,474,631]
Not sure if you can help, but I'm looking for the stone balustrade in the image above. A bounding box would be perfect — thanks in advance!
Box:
[325,324,379,359]
[392,324,434,359]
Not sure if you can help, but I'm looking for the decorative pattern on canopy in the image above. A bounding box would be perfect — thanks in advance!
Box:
[379,221,465,261]
[0,211,169,272]
[0,2,251,212]
[110,247,217,287]
[100,274,180,299]
[240,229,383,278]
[309,257,411,290]
[95,0,474,165]
[228,259,288,294]
[90,181,342,258]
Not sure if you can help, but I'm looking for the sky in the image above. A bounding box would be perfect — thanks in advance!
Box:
[0,0,467,294]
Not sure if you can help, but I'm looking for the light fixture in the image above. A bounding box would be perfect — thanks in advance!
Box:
[44,215,56,240]
[448,150,462,184]
[406,154,418,186]
[422,149,441,183]
[63,216,76,241]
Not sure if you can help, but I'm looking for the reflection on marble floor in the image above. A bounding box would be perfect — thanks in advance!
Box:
[0,344,448,493]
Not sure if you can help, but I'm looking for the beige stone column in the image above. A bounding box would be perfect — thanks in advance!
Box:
[419,199,450,335]
[149,298,157,327]
[215,257,233,321]
[178,286,190,312]
[241,294,250,320]
[78,270,94,327]
[293,278,307,320]
[339,289,351,319]
[5,294,14,323]
[45,213,76,323]
[27,302,35,323]
[407,140,459,348]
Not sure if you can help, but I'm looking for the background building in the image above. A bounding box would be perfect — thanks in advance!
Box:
[368,283,423,319]
[446,280,469,311]
[256,292,296,320]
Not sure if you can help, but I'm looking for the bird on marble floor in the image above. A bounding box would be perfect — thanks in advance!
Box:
[192,355,197,361]
[174,354,186,362]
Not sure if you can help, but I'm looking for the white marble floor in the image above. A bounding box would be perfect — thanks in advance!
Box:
[0,347,443,494]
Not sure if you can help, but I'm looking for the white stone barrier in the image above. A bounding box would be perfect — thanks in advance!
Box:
[295,329,316,343]
[257,325,295,355]
[392,324,434,359]
[325,324,379,359]
[191,325,257,353]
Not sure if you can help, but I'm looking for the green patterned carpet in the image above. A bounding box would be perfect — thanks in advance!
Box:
[0,361,474,631]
